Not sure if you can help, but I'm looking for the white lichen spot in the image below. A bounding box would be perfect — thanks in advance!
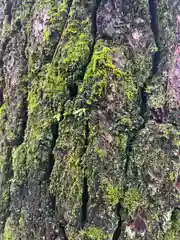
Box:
[162,210,173,231]
[125,226,136,239]
[132,29,142,40]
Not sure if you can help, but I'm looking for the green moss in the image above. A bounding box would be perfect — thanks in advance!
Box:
[120,134,128,153]
[165,230,177,240]
[63,30,91,67]
[80,40,137,105]
[100,177,122,206]
[165,210,180,240]
[94,146,105,159]
[4,218,13,240]
[0,104,6,141]
[43,64,66,99]
[172,130,180,148]
[50,149,83,203]
[19,214,25,228]
[28,89,40,114]
[0,103,6,118]
[27,63,65,140]
[43,27,50,42]
[80,227,111,240]
[124,188,141,214]
[118,116,132,128]
[2,15,12,35]
[12,143,27,184]
[73,108,86,117]
[148,87,166,109]
[106,183,122,206]
[2,187,10,203]
[169,172,175,182]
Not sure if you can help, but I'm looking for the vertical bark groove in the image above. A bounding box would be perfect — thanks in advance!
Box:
[81,120,90,229]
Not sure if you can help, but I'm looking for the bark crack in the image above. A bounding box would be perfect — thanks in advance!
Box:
[123,0,160,212]
[124,0,160,181]
[0,36,11,107]
[148,0,160,75]
[79,0,102,82]
[112,203,122,240]
[80,0,102,228]
[52,0,74,62]
[112,2,161,238]
[81,120,90,229]
[45,107,69,239]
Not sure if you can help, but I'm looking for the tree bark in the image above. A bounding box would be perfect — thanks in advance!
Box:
[0,0,179,239]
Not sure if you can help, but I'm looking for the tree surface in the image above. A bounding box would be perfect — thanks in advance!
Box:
[0,0,179,239]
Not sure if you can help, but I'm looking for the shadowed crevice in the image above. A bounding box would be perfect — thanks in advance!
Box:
[148,0,161,75]
[79,0,102,227]
[5,1,13,24]
[59,226,69,240]
[81,177,89,228]
[47,122,59,179]
[67,83,78,100]
[140,86,148,122]
[79,0,102,82]
[81,120,90,229]
[92,0,102,38]
[19,95,28,144]
[51,0,74,62]
[112,202,123,240]
[112,219,122,240]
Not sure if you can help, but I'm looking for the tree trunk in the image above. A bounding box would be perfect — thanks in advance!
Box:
[0,0,179,239]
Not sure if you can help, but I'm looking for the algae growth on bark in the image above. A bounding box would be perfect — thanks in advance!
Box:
[0,0,179,239]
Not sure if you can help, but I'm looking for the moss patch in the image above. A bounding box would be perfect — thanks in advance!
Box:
[124,188,141,214]
[4,218,13,240]
[80,227,112,240]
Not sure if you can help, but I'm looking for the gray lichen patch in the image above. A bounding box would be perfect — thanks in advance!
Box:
[32,8,50,43]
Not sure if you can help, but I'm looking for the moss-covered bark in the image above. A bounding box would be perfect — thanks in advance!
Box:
[0,0,179,239]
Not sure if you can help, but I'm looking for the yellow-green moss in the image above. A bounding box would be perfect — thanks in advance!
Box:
[165,210,180,240]
[12,143,27,183]
[80,227,111,240]
[62,27,91,67]
[2,187,10,204]
[106,183,122,206]
[124,188,141,214]
[0,103,6,117]
[101,177,122,206]
[120,134,128,153]
[118,116,132,128]
[50,149,83,205]
[94,146,105,159]
[4,218,13,240]
[169,172,175,182]
[80,40,137,105]
[43,27,50,42]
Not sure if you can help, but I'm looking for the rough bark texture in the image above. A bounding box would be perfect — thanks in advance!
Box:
[0,0,179,239]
